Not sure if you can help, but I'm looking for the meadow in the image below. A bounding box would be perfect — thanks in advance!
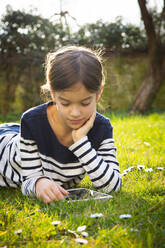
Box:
[0,111,164,247]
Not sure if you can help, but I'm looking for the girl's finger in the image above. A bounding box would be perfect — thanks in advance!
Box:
[46,189,58,201]
[51,185,65,200]
[86,111,96,127]
[42,195,52,204]
[38,187,55,203]
[92,110,96,119]
[58,185,69,195]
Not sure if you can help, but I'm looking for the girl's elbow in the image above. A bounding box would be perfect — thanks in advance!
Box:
[98,173,122,193]
[114,176,122,192]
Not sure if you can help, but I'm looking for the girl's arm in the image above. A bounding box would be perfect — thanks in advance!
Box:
[69,113,121,193]
[20,118,68,201]
[20,127,45,197]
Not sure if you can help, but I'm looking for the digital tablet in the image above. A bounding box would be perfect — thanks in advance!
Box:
[65,188,113,201]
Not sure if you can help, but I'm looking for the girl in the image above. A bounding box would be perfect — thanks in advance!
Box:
[0,46,121,203]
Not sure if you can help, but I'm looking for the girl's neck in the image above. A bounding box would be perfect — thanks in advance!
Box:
[47,104,74,147]
[48,104,71,136]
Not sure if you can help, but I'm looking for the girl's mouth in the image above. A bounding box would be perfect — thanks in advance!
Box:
[69,119,83,125]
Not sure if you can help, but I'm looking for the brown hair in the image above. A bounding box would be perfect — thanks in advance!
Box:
[41,46,104,95]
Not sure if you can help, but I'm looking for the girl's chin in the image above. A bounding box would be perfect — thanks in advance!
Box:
[68,120,86,130]
[70,123,83,130]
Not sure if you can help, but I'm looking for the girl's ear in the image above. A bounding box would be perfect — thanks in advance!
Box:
[96,85,104,102]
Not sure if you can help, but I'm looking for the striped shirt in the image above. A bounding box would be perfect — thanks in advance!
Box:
[0,101,121,197]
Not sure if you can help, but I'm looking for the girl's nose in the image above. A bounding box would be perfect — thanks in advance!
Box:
[70,106,81,117]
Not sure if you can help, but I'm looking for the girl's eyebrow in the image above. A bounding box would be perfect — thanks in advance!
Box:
[59,96,93,102]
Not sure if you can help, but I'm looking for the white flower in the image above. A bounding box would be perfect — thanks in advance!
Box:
[137,165,145,170]
[121,172,128,177]
[14,229,22,234]
[144,168,153,172]
[130,228,138,232]
[51,221,61,225]
[157,167,164,170]
[90,213,104,218]
[81,231,89,237]
[143,142,150,146]
[75,238,88,244]
[77,225,87,232]
[128,166,135,171]
[119,214,132,219]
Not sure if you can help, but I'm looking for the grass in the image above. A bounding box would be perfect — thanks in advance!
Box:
[0,111,165,247]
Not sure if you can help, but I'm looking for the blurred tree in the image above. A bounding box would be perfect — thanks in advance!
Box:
[2,4,163,114]
[0,5,71,114]
[122,24,147,52]
[73,18,147,53]
[130,0,165,113]
[73,19,124,50]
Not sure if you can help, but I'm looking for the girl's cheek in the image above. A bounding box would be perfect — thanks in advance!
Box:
[56,104,66,117]
[85,106,95,118]
[89,102,96,112]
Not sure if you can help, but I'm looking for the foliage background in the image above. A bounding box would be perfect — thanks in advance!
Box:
[0,6,165,115]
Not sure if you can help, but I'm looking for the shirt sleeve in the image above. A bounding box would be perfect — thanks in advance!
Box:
[68,122,121,193]
[20,117,49,197]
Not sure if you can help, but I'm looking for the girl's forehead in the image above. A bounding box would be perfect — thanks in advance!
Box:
[63,82,88,92]
[56,82,96,99]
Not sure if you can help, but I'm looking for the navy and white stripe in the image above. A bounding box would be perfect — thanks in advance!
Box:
[0,101,121,197]
[0,131,22,188]
[69,136,121,193]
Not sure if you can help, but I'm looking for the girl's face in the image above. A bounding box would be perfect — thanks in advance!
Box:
[52,82,103,130]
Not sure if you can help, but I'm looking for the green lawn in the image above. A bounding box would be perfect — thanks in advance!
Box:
[0,112,165,247]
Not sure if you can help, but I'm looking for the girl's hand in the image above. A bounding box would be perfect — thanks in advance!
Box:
[72,111,96,143]
[35,178,69,203]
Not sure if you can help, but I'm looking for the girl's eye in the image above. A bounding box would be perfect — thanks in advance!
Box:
[61,103,70,106]
[82,102,90,106]
[61,102,91,107]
